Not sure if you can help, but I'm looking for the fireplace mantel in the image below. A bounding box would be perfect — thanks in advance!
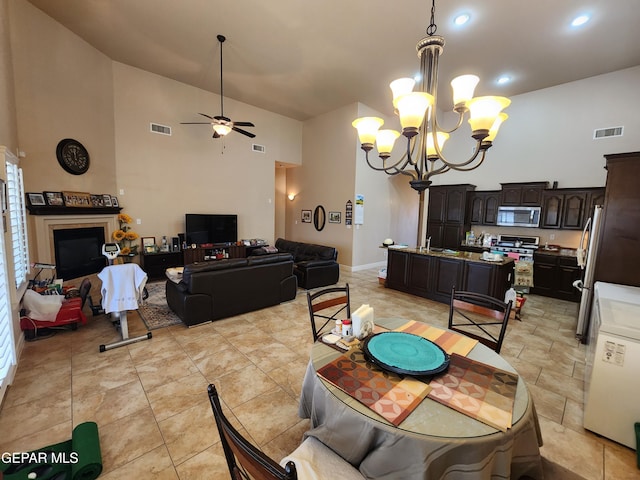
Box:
[30,213,120,265]
[27,206,122,215]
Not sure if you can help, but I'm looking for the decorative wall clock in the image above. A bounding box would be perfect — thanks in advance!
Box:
[56,138,90,175]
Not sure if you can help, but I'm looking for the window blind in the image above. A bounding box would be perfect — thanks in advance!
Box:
[6,161,29,288]
[1,148,18,404]
[0,219,15,399]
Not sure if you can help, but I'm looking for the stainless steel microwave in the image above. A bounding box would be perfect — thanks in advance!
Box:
[496,206,541,227]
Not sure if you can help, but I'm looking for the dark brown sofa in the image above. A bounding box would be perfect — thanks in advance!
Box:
[165,253,297,326]
[273,238,339,289]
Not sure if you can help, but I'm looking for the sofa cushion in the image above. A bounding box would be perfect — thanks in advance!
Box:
[247,253,293,266]
[182,258,248,286]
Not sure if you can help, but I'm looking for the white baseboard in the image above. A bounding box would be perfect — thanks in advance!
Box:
[339,261,386,273]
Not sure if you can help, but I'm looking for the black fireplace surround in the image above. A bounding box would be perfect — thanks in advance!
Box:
[53,227,107,280]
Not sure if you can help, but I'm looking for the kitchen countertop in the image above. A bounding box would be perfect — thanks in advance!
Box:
[388,246,515,266]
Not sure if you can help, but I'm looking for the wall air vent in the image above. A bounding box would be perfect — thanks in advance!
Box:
[150,123,172,136]
[593,126,623,139]
[252,143,266,153]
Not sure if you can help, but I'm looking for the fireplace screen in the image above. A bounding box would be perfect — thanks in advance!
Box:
[54,227,107,280]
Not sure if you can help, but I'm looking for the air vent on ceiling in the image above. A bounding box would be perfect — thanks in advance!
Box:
[252,143,266,153]
[593,126,623,139]
[150,123,172,136]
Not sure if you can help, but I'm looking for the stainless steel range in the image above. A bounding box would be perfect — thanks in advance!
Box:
[491,234,539,261]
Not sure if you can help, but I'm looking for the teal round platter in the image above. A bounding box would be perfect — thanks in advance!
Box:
[362,332,449,376]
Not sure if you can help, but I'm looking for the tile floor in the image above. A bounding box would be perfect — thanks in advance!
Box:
[0,268,638,479]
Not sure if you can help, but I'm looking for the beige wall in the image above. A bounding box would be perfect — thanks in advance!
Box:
[0,0,18,152]
[430,66,640,190]
[287,104,357,265]
[112,62,301,244]
[10,0,116,198]
[8,0,302,260]
[6,0,640,266]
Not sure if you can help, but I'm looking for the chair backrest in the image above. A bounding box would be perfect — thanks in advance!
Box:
[448,288,512,353]
[78,278,92,309]
[207,384,298,480]
[306,284,350,342]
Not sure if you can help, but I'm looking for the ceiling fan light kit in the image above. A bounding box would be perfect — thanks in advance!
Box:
[181,34,256,139]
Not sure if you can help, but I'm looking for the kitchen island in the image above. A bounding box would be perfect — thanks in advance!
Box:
[385,247,515,304]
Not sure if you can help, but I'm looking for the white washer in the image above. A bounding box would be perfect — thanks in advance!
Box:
[583,281,640,449]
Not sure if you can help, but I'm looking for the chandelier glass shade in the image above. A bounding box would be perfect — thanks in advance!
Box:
[352,1,511,193]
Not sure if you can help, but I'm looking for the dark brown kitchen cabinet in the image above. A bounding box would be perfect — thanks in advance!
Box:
[587,188,606,217]
[386,249,513,305]
[469,190,501,225]
[386,250,409,290]
[540,191,564,228]
[426,184,475,249]
[594,152,640,288]
[500,182,548,206]
[431,257,465,302]
[532,252,580,301]
[540,188,604,230]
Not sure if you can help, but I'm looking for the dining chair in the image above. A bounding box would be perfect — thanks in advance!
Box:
[448,288,513,353]
[306,284,350,341]
[207,384,365,480]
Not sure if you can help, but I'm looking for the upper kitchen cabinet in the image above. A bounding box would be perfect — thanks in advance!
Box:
[500,182,549,206]
[426,184,476,249]
[540,187,605,229]
[469,190,501,226]
[594,152,640,287]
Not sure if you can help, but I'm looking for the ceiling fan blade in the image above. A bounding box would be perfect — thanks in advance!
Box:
[233,127,256,138]
[181,122,213,124]
[214,115,231,122]
[233,121,255,127]
[199,112,215,119]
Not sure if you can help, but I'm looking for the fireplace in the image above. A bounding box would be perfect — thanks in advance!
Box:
[31,213,119,281]
[53,227,107,279]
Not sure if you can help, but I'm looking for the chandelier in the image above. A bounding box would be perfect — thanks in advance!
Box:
[352,0,511,193]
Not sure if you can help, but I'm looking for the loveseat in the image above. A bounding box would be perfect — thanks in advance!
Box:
[272,238,339,289]
[165,253,297,326]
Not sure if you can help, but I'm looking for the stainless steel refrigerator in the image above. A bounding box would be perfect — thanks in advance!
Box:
[574,205,604,341]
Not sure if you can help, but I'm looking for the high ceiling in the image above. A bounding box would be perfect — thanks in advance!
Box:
[25,0,640,121]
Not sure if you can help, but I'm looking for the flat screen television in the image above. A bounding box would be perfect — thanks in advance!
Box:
[185,214,238,246]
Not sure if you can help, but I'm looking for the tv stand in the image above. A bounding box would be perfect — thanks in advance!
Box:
[183,244,267,265]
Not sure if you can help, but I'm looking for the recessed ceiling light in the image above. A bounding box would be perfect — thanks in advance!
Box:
[454,13,470,26]
[497,75,511,85]
[571,14,591,27]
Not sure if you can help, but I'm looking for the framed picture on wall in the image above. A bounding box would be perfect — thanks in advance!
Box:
[26,192,46,206]
[62,191,91,207]
[301,210,312,223]
[90,194,105,207]
[44,191,64,206]
[329,211,341,223]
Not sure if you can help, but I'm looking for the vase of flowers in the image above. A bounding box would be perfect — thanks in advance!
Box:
[112,213,140,258]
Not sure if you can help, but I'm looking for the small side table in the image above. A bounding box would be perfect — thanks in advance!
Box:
[141,251,183,280]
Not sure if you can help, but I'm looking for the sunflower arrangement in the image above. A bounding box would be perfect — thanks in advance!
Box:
[112,213,139,255]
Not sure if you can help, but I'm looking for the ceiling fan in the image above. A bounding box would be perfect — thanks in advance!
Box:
[181,34,255,139]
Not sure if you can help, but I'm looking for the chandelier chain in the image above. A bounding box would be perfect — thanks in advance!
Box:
[426,0,437,36]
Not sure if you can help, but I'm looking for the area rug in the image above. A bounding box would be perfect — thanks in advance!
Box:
[138,281,183,330]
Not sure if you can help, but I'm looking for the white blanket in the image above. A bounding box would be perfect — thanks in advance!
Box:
[98,264,148,314]
[22,289,63,321]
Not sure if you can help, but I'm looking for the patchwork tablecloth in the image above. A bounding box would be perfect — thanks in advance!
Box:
[395,320,478,356]
[316,349,432,426]
[428,353,518,431]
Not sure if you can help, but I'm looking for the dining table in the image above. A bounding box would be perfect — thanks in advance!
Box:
[298,317,544,479]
